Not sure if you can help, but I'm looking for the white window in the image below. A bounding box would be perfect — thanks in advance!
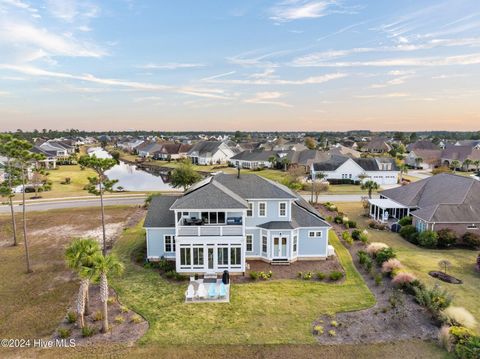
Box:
[180,247,191,266]
[192,247,204,266]
[308,231,315,237]
[262,236,267,254]
[467,224,478,230]
[230,247,241,265]
[164,235,175,252]
[279,202,287,217]
[247,202,253,217]
[315,231,322,237]
[293,235,298,252]
[246,234,253,252]
[258,202,267,217]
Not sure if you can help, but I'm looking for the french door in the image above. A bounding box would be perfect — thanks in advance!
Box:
[273,237,287,258]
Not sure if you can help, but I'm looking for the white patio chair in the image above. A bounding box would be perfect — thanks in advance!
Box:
[185,284,195,301]
[197,283,207,299]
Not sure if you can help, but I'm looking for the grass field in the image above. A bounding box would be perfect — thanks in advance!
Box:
[111,224,375,345]
[337,202,480,332]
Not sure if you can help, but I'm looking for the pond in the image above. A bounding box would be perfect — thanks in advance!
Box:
[87,147,177,192]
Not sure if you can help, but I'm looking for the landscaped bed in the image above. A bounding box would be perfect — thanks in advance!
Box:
[429,271,463,284]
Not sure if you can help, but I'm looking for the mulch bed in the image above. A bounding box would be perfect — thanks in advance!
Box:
[55,286,148,346]
[429,271,463,284]
[311,204,438,344]
[232,258,344,283]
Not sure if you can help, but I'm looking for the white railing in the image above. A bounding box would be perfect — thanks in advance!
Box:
[177,225,243,237]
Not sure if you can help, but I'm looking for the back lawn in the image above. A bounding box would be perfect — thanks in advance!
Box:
[336,202,480,332]
[111,224,375,345]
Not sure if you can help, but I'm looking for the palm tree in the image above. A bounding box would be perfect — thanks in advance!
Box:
[65,238,101,328]
[361,180,380,199]
[280,157,290,172]
[267,156,277,169]
[398,164,408,182]
[451,160,461,173]
[82,253,124,333]
[78,155,118,255]
[462,159,472,172]
[473,160,480,173]
[414,157,423,169]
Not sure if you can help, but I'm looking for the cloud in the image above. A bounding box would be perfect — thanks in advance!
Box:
[0,0,39,17]
[200,71,236,82]
[269,0,335,22]
[291,53,480,67]
[0,20,106,59]
[245,91,292,107]
[0,63,232,100]
[204,71,347,85]
[355,92,410,99]
[46,0,100,23]
[137,63,205,70]
[0,90,10,96]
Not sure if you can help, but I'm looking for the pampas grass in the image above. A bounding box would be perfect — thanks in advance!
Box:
[438,325,452,352]
[392,271,417,286]
[381,258,403,273]
[442,306,478,329]
[366,242,389,256]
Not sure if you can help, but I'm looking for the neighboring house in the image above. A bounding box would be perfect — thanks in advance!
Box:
[406,140,440,152]
[187,141,240,165]
[405,149,442,169]
[311,156,399,185]
[31,146,59,169]
[329,144,361,158]
[144,173,331,274]
[138,142,164,158]
[153,143,193,160]
[369,174,480,235]
[454,140,480,149]
[441,145,480,169]
[361,137,392,154]
[118,139,144,153]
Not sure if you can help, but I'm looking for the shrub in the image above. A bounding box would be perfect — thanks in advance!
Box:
[58,328,71,339]
[120,305,129,313]
[462,232,480,249]
[92,311,103,322]
[342,231,353,245]
[443,307,478,329]
[450,326,476,343]
[381,258,403,274]
[392,271,417,287]
[328,329,336,336]
[81,325,97,337]
[303,272,313,280]
[131,314,143,324]
[357,250,369,265]
[399,225,417,241]
[334,215,343,224]
[260,271,273,280]
[313,325,324,335]
[329,271,344,281]
[326,215,333,222]
[398,216,412,226]
[107,297,115,305]
[375,247,396,265]
[418,230,439,248]
[438,325,453,352]
[316,271,325,280]
[66,311,77,324]
[374,273,382,286]
[297,271,303,278]
[250,271,260,280]
[455,336,480,359]
[366,242,389,256]
[359,231,369,244]
[346,220,357,228]
[114,315,125,324]
[437,228,457,248]
[414,284,452,313]
[409,231,419,245]
[404,279,425,296]
[330,320,338,327]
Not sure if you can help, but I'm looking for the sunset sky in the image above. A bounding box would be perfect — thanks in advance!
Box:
[1,0,480,131]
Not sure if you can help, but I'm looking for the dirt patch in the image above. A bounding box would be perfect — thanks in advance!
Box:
[232,259,344,283]
[55,286,148,346]
[429,271,462,284]
[312,204,438,345]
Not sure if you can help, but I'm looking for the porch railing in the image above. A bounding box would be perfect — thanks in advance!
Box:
[177,225,243,237]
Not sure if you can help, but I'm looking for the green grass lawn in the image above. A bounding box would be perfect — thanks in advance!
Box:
[337,202,480,332]
[111,224,375,345]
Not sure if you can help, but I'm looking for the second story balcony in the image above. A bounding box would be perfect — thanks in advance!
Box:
[176,211,244,237]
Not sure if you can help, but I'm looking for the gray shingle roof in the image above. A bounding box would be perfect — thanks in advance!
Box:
[144,195,180,227]
[313,156,398,172]
[188,141,223,156]
[381,173,480,208]
[412,204,480,223]
[214,173,297,199]
[170,179,248,210]
[257,202,330,229]
[231,150,277,162]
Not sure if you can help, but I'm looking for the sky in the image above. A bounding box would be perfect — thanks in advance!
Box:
[1,0,480,132]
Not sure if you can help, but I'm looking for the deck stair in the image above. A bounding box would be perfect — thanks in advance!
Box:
[271,258,290,266]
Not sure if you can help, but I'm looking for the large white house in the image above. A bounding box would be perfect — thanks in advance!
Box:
[187,141,240,165]
[144,173,331,274]
[311,156,399,185]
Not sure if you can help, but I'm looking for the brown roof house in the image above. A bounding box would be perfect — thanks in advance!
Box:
[441,145,480,170]
[405,149,442,169]
[368,173,480,235]
[361,137,392,154]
